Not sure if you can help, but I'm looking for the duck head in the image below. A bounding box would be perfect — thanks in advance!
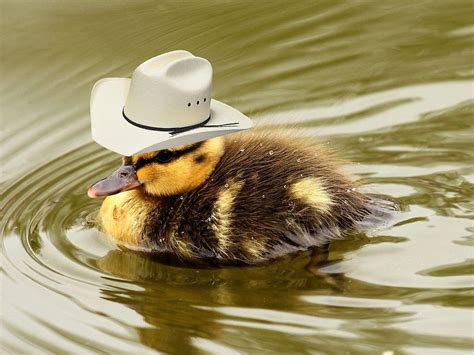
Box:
[88,137,224,198]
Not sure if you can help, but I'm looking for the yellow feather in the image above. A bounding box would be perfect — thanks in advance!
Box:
[242,238,265,259]
[290,177,333,212]
[211,179,243,256]
[98,189,155,247]
[136,137,224,196]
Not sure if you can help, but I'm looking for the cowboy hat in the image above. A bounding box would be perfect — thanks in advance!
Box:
[90,50,253,156]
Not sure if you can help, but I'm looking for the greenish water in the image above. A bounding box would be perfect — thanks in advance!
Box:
[1,1,473,353]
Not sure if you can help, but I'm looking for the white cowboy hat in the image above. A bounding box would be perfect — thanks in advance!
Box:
[90,50,253,156]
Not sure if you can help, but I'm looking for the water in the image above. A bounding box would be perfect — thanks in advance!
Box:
[1,1,473,353]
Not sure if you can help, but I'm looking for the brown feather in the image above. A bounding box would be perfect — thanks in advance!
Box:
[98,132,394,266]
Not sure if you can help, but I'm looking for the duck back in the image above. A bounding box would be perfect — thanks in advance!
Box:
[138,133,391,265]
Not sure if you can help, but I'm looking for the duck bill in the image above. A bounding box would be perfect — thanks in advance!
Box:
[88,165,142,198]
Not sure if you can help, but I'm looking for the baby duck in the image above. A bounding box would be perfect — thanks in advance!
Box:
[89,132,387,266]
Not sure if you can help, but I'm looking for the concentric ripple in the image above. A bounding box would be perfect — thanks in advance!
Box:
[2,1,474,353]
[2,81,473,354]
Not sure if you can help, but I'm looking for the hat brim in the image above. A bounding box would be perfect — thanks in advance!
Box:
[90,78,253,156]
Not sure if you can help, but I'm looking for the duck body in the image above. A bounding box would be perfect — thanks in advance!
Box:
[95,133,385,266]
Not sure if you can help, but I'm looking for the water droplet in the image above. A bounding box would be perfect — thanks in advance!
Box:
[259,143,263,147]
[240,148,245,152]
[261,194,265,199]
[287,201,295,212]
[179,196,184,200]
[283,184,288,189]
[268,150,274,156]
[224,183,229,188]
[300,174,304,177]
[181,231,185,234]
[351,187,357,191]
[297,158,301,163]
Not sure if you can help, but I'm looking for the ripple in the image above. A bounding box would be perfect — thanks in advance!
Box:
[254,81,474,136]
[2,1,474,353]
[335,208,474,289]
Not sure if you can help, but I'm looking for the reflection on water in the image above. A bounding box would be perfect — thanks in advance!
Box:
[1,0,473,353]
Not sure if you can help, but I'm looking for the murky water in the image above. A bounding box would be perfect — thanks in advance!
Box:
[1,1,473,353]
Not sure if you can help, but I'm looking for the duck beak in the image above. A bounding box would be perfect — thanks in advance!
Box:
[88,165,142,198]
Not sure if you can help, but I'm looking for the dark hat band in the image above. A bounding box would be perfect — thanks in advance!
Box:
[122,107,238,136]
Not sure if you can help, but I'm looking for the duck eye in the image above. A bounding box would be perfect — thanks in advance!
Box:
[155,150,174,163]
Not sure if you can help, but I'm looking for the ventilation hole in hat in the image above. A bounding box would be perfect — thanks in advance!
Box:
[187,103,191,107]
[197,101,200,105]
[204,98,207,102]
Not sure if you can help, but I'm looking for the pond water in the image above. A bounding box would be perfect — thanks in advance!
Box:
[1,1,473,353]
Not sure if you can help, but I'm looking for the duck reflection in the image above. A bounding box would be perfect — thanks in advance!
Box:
[96,246,343,353]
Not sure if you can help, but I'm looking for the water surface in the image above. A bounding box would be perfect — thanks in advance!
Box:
[1,1,473,353]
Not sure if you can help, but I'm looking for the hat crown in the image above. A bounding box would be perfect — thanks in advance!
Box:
[124,50,212,128]
[90,50,253,156]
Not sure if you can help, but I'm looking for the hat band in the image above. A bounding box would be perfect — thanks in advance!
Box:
[122,108,238,136]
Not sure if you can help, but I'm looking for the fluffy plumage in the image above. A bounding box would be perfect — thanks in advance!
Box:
[97,132,392,266]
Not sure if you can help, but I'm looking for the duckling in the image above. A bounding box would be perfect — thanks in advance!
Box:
[88,132,388,266]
